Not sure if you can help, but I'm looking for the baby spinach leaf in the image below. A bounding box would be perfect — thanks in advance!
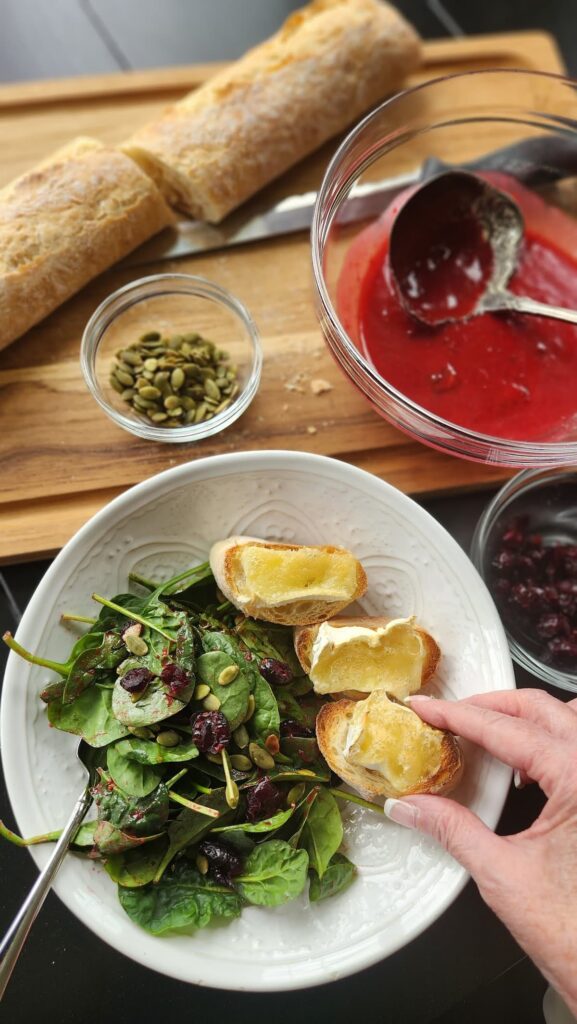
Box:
[107,743,163,797]
[63,630,125,704]
[250,673,280,742]
[280,735,320,767]
[47,686,129,747]
[112,676,189,728]
[92,771,170,836]
[234,620,303,676]
[213,805,295,836]
[235,840,309,907]
[114,736,198,766]
[196,649,250,730]
[94,820,164,856]
[288,786,320,849]
[300,788,343,879]
[118,860,242,935]
[105,837,168,887]
[40,679,66,704]
[154,789,233,881]
[174,619,197,674]
[72,820,99,848]
[309,853,356,902]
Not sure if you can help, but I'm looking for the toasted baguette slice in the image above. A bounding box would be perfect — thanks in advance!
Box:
[316,691,463,800]
[209,535,367,625]
[294,615,440,700]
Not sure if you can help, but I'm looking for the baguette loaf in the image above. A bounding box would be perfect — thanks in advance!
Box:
[0,137,173,351]
[209,535,367,625]
[294,615,440,700]
[122,0,421,222]
[316,691,463,800]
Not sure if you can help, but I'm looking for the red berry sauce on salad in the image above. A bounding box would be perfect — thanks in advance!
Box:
[337,172,577,441]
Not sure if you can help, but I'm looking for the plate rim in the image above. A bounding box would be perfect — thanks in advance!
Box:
[0,450,515,990]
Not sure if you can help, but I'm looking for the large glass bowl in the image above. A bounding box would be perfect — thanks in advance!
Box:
[312,69,577,466]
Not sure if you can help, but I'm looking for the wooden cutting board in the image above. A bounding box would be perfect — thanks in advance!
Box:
[0,31,566,564]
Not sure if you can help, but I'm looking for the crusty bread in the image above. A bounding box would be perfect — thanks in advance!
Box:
[122,0,421,222]
[0,136,173,351]
[316,692,463,800]
[294,615,440,700]
[209,535,367,626]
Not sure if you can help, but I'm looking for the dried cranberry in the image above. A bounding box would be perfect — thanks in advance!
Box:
[492,550,519,573]
[536,613,569,640]
[198,838,243,886]
[259,658,293,686]
[280,719,314,739]
[191,710,231,754]
[245,777,283,823]
[161,662,191,697]
[120,667,154,695]
[547,637,577,661]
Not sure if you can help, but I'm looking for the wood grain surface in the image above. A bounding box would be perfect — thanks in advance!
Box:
[0,31,565,563]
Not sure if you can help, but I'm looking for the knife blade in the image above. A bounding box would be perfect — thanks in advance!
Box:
[120,170,419,268]
[121,134,577,267]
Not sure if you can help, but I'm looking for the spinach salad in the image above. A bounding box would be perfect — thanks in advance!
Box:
[2,559,364,936]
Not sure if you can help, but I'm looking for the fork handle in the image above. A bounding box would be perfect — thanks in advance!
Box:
[0,788,92,1001]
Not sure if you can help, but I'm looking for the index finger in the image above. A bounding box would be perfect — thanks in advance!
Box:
[458,689,577,741]
[407,695,564,794]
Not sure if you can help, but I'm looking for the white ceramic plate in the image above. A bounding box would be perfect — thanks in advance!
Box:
[1,451,514,991]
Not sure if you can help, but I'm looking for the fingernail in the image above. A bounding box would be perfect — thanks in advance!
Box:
[384,798,419,829]
[407,694,433,702]
[514,769,525,790]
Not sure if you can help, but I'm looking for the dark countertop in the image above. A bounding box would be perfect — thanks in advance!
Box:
[1,2,575,1021]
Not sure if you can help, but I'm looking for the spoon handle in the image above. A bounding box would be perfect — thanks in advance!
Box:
[498,293,577,326]
[0,787,92,1001]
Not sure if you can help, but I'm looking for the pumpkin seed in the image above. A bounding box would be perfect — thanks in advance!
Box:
[156,730,181,748]
[143,358,158,372]
[194,402,208,423]
[171,367,185,390]
[151,411,169,423]
[139,385,162,400]
[110,375,124,394]
[124,634,149,656]
[140,331,161,342]
[233,724,249,749]
[248,742,275,771]
[203,693,221,712]
[121,388,135,401]
[286,783,305,806]
[218,664,239,686]
[121,350,143,367]
[229,754,253,772]
[196,853,209,875]
[129,726,154,740]
[205,378,221,401]
[164,395,182,411]
[244,694,256,722]
[115,368,134,387]
[205,752,223,764]
[193,683,210,700]
[184,332,200,343]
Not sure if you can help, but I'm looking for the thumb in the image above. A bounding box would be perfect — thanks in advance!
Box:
[384,795,504,880]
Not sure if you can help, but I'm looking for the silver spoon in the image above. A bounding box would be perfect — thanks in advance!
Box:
[0,740,98,999]
[388,169,577,327]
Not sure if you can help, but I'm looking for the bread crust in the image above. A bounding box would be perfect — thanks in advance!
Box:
[316,697,463,800]
[294,615,440,699]
[122,0,421,222]
[0,137,173,351]
[209,535,367,626]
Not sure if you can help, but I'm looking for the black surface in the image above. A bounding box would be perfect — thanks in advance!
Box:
[2,0,576,1019]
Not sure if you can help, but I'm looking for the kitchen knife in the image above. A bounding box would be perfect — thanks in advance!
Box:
[122,134,577,267]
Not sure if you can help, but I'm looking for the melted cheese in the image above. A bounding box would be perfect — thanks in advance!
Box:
[344,691,443,792]
[309,618,425,697]
[235,545,358,606]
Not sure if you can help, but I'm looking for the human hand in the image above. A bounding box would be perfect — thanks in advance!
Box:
[384,689,577,1016]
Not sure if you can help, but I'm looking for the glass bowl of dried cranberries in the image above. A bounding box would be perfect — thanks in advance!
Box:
[471,467,577,692]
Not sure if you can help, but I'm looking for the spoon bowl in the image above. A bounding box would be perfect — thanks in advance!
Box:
[389,170,577,327]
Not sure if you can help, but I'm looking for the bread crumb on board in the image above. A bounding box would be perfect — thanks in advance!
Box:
[306,425,318,434]
[310,378,332,395]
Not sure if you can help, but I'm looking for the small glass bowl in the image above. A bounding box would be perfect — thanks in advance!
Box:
[471,467,577,693]
[81,273,262,443]
[312,69,577,466]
